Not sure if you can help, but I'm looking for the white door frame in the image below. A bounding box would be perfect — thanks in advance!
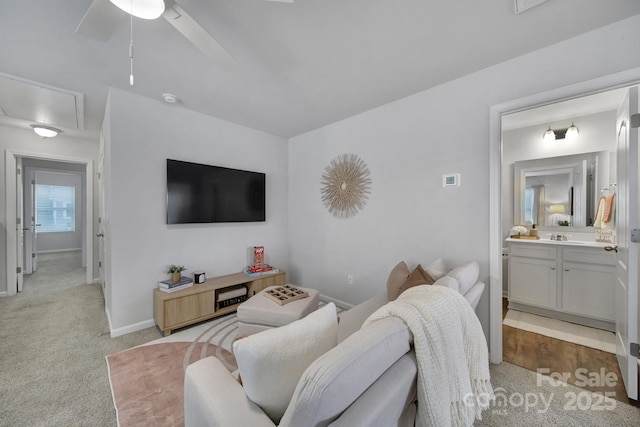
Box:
[488,67,640,364]
[4,149,94,296]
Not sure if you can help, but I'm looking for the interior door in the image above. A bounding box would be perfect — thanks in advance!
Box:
[23,168,37,274]
[97,136,106,291]
[15,157,24,293]
[31,174,38,272]
[615,86,638,400]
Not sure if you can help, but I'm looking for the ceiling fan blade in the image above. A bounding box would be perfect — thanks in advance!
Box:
[162,1,237,71]
[75,0,126,42]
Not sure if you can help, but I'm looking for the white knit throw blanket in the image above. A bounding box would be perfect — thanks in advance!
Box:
[362,285,494,427]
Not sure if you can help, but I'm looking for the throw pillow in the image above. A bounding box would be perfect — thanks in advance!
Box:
[389,265,435,301]
[424,258,447,280]
[386,261,411,301]
[233,302,338,423]
[446,261,479,295]
[433,275,460,292]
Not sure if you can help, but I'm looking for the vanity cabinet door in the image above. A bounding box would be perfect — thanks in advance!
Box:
[509,256,558,309]
[561,261,616,321]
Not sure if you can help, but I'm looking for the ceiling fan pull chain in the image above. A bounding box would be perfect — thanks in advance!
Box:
[129,0,134,86]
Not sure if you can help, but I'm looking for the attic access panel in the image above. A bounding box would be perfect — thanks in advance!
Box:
[0,73,84,130]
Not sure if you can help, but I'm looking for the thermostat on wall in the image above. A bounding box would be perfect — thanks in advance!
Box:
[442,173,461,188]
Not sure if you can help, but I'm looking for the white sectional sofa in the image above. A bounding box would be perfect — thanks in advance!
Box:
[184,260,486,427]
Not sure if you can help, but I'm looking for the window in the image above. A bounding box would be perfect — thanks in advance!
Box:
[36,184,75,233]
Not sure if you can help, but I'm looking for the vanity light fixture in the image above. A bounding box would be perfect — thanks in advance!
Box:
[565,122,579,140]
[543,126,556,142]
[543,123,579,142]
[30,124,62,138]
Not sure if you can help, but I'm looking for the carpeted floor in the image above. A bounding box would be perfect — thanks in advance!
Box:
[0,251,160,427]
[2,253,638,426]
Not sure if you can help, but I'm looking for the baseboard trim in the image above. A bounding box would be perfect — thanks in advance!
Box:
[320,293,353,310]
[0,291,7,298]
[110,319,156,338]
[105,307,113,333]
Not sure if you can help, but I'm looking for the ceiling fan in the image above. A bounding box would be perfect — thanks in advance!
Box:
[76,0,293,71]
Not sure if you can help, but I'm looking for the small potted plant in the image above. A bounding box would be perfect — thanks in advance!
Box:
[168,265,186,283]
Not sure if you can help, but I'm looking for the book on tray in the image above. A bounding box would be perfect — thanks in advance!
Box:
[158,282,193,293]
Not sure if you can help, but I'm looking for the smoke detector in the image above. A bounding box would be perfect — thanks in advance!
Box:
[162,93,179,103]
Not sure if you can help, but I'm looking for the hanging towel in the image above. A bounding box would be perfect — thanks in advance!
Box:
[593,196,605,228]
[603,194,615,223]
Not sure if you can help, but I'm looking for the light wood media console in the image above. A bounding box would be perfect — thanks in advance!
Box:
[153,270,286,336]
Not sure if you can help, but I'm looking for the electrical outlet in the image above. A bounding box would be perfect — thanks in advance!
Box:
[347,274,354,285]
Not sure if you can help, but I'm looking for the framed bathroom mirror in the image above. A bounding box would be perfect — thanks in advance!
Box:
[513,151,610,229]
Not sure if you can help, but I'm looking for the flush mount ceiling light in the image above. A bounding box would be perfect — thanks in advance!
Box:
[109,0,165,19]
[30,124,62,138]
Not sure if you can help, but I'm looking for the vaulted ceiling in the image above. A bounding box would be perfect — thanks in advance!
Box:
[1,0,639,140]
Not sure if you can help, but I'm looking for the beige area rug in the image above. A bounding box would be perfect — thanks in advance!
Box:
[106,313,240,427]
[503,309,616,353]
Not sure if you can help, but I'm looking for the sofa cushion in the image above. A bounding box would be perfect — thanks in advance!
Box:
[386,261,411,301]
[337,293,388,343]
[432,275,460,292]
[446,261,479,295]
[233,302,338,423]
[279,317,411,427]
[424,258,447,280]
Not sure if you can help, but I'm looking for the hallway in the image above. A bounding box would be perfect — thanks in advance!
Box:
[21,250,86,298]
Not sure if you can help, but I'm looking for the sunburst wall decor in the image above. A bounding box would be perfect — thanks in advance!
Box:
[320,153,372,218]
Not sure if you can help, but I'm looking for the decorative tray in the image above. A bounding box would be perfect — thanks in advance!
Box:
[263,284,309,305]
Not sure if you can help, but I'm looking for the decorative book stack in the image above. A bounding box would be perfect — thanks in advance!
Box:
[244,264,280,277]
[158,276,193,293]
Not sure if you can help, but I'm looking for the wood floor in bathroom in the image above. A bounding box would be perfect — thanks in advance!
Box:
[502,298,637,406]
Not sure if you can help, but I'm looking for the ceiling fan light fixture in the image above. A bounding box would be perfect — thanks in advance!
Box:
[543,126,555,142]
[109,0,165,19]
[566,122,579,140]
[31,124,62,138]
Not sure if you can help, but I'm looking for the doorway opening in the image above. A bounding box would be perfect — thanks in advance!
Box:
[4,150,94,298]
[20,158,88,297]
[489,69,640,402]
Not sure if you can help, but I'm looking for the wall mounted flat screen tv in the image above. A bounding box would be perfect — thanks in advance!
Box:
[166,159,266,224]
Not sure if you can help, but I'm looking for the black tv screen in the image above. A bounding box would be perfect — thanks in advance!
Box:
[166,159,265,224]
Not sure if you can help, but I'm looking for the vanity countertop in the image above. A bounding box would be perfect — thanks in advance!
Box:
[505,237,612,248]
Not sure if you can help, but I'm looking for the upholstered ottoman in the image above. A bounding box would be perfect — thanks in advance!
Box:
[236,285,319,336]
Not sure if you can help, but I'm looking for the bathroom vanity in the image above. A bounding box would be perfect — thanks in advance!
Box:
[507,238,616,331]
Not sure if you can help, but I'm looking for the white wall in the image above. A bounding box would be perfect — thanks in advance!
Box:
[288,15,640,340]
[0,125,98,295]
[104,89,289,334]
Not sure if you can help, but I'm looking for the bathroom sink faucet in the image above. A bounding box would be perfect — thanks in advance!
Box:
[549,233,568,241]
